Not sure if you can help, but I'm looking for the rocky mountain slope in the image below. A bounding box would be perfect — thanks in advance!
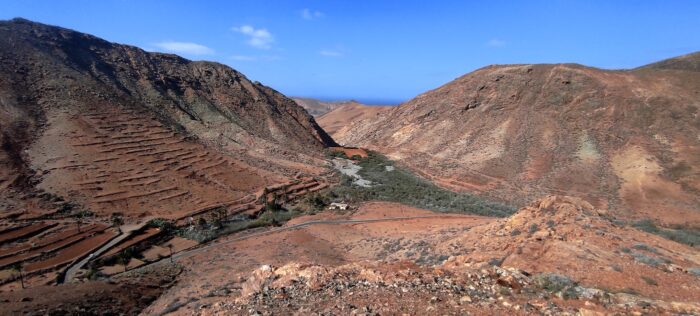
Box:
[339,55,700,225]
[0,18,335,220]
[316,101,393,143]
[146,196,700,315]
[291,97,348,117]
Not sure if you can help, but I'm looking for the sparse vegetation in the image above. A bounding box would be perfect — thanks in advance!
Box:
[177,208,303,243]
[529,223,539,234]
[57,202,79,214]
[534,273,574,293]
[632,219,700,248]
[328,151,516,217]
[147,218,176,234]
[632,243,658,254]
[207,207,228,229]
[641,275,658,286]
[111,214,124,233]
[630,252,669,267]
[10,263,25,289]
[488,257,504,267]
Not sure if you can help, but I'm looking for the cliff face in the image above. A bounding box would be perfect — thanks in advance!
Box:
[0,18,335,219]
[339,58,700,224]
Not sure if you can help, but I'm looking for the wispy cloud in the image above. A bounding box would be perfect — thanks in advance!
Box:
[232,25,274,49]
[320,49,343,57]
[152,41,214,55]
[301,8,324,20]
[486,39,506,47]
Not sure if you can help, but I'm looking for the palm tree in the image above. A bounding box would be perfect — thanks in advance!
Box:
[75,214,83,233]
[168,244,174,264]
[10,263,24,289]
[111,215,124,233]
[116,251,130,272]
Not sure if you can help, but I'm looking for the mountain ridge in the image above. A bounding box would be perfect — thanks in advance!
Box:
[0,18,336,220]
[336,55,700,225]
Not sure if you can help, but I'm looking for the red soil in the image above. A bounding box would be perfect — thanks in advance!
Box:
[329,147,368,158]
[0,223,55,244]
[100,227,161,258]
[24,230,117,272]
[0,224,97,258]
[0,224,107,269]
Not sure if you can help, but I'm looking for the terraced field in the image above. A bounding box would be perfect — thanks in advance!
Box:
[0,221,115,286]
[27,104,281,220]
[0,102,335,288]
[0,174,329,287]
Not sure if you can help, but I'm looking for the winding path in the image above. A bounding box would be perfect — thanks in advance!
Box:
[63,222,149,283]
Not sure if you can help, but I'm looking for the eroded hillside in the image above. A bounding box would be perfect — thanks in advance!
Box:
[337,56,700,225]
[0,18,335,296]
[0,18,336,221]
[316,101,393,142]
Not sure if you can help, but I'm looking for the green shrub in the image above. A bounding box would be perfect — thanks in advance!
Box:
[641,276,658,286]
[689,268,700,276]
[488,257,503,267]
[632,243,658,254]
[534,273,574,293]
[147,218,176,234]
[630,252,668,267]
[633,220,700,247]
[529,224,539,234]
[58,202,78,214]
[329,151,516,217]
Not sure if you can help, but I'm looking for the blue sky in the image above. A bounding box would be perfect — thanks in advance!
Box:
[2,1,699,104]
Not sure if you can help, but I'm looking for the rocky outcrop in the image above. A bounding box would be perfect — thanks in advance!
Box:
[441,196,700,305]
[152,196,700,314]
[203,253,699,315]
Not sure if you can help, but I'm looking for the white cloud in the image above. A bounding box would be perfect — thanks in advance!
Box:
[152,41,215,55]
[320,50,343,57]
[301,8,324,20]
[486,39,506,47]
[232,25,274,49]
